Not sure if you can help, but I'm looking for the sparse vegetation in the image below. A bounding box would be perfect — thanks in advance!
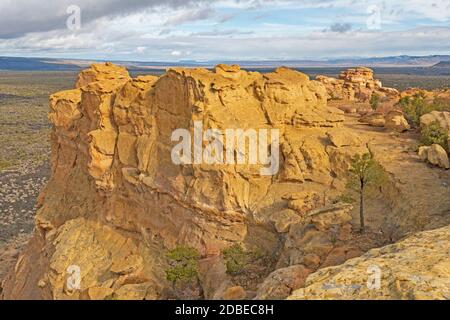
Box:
[397,94,450,126]
[345,153,387,233]
[165,246,200,285]
[0,72,76,171]
[370,93,380,110]
[222,244,250,275]
[420,121,449,152]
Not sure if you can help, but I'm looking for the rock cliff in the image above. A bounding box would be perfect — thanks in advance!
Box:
[1,63,448,300]
[1,63,360,299]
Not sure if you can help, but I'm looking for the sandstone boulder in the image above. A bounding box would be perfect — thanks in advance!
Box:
[198,256,231,300]
[359,112,386,127]
[420,111,450,154]
[288,225,450,300]
[270,209,302,233]
[327,130,363,147]
[418,144,450,169]
[256,265,311,300]
[420,111,450,131]
[384,110,410,132]
[222,286,246,300]
[335,105,357,114]
[276,203,355,270]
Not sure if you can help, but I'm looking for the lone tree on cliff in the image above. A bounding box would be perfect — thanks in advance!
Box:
[346,153,386,233]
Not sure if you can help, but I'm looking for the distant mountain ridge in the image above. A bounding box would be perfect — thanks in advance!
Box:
[1,55,450,71]
[432,61,450,68]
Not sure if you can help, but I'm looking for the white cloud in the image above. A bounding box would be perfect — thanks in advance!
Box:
[0,0,449,60]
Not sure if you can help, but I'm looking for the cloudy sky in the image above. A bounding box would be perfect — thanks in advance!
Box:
[0,0,450,61]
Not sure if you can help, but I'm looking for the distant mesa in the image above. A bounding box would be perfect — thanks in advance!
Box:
[431,61,450,68]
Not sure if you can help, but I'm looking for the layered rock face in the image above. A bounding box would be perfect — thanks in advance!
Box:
[2,63,369,300]
[316,67,399,103]
[288,225,450,300]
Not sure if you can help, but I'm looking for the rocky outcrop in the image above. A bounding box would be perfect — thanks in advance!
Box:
[276,203,356,270]
[358,110,409,132]
[3,63,370,300]
[326,130,363,148]
[384,110,410,132]
[75,62,130,88]
[420,111,450,131]
[316,67,399,103]
[288,225,450,300]
[418,144,450,169]
[359,112,385,127]
[256,265,311,300]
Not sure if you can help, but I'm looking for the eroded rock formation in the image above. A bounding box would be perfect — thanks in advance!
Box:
[316,67,399,103]
[288,225,450,300]
[2,63,366,300]
[1,63,448,300]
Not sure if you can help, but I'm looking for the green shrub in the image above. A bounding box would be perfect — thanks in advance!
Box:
[398,96,450,126]
[222,244,250,275]
[165,246,200,285]
[420,121,449,152]
[370,93,381,110]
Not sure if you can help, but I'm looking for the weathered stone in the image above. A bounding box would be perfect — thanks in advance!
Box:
[327,130,363,147]
[359,112,386,127]
[76,62,130,88]
[420,111,450,131]
[256,265,311,300]
[418,144,450,169]
[222,286,246,300]
[385,110,410,132]
[316,67,399,104]
[198,256,231,300]
[86,287,114,300]
[270,209,302,233]
[2,63,350,299]
[288,225,450,300]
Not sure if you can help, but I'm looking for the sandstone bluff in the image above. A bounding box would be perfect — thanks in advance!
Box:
[1,63,449,300]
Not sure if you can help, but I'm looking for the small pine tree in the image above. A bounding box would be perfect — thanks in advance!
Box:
[370,93,381,110]
[346,153,386,233]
